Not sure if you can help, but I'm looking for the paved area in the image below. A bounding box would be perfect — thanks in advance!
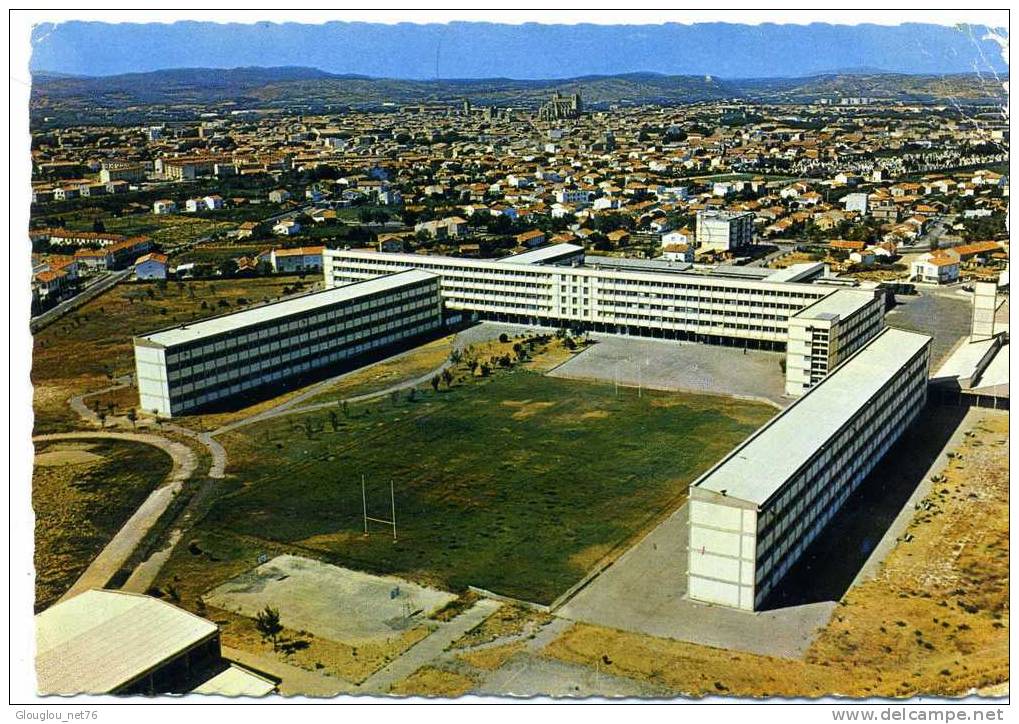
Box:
[33,431,197,601]
[547,334,787,406]
[206,555,458,644]
[221,645,355,698]
[557,504,835,659]
[885,289,972,368]
[473,652,671,699]
[359,598,501,693]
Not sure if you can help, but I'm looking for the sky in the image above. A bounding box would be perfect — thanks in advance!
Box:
[30,20,1009,79]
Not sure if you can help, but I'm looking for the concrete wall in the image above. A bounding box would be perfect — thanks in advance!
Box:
[135,344,171,417]
[687,498,757,610]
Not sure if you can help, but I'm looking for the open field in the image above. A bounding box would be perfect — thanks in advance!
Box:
[544,409,1009,698]
[65,212,237,249]
[300,335,455,407]
[197,363,773,605]
[33,438,173,610]
[31,276,304,433]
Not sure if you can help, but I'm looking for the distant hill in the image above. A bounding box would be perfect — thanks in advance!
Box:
[30,66,1007,119]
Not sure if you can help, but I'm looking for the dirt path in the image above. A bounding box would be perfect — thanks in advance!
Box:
[33,431,196,601]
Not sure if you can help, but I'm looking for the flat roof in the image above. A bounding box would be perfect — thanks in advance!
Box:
[692,327,932,506]
[791,288,877,321]
[503,243,584,265]
[328,247,832,297]
[766,262,828,283]
[136,269,437,349]
[36,590,219,695]
[584,255,693,274]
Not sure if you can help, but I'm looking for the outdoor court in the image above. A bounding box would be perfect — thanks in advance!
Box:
[205,554,456,644]
[547,333,788,406]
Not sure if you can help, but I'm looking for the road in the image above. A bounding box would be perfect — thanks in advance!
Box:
[30,268,131,333]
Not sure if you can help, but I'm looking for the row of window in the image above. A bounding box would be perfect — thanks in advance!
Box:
[168,317,440,411]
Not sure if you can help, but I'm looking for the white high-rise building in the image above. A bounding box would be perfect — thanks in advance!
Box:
[695,210,755,253]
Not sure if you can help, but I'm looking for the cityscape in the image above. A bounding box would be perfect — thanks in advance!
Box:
[16,13,1010,707]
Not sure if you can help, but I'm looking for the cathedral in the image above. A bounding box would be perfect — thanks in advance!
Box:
[538,91,583,121]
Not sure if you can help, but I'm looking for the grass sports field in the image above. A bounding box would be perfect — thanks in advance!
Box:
[197,364,773,605]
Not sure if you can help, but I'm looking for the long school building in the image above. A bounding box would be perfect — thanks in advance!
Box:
[783,288,887,396]
[324,245,840,349]
[134,270,442,417]
[687,327,932,611]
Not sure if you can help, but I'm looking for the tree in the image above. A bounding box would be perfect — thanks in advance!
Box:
[97,410,107,428]
[430,375,440,393]
[329,410,339,431]
[126,408,138,429]
[218,258,239,277]
[255,605,284,652]
[441,368,454,388]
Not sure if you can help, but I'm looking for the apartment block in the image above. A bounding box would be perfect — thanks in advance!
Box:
[688,327,932,611]
[134,270,442,417]
[695,210,755,253]
[783,289,886,396]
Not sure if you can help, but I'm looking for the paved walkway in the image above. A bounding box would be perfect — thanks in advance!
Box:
[34,431,196,601]
[557,503,835,659]
[358,599,502,693]
[72,379,227,480]
[221,646,356,698]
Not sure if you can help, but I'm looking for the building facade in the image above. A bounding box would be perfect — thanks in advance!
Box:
[134,270,442,417]
[687,327,932,611]
[783,289,886,396]
[696,210,755,253]
[324,245,835,349]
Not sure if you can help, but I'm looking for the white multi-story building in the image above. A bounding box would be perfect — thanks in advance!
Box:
[133,270,442,417]
[783,289,886,396]
[695,210,755,253]
[688,327,932,611]
[324,244,839,349]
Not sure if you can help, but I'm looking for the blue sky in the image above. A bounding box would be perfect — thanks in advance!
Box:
[31,21,1009,79]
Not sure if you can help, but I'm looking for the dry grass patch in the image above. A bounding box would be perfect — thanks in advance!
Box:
[33,438,173,610]
[545,623,854,698]
[457,641,527,671]
[304,335,455,406]
[389,666,477,698]
[210,605,431,685]
[806,411,1009,697]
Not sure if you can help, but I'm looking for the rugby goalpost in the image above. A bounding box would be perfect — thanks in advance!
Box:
[361,474,397,543]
